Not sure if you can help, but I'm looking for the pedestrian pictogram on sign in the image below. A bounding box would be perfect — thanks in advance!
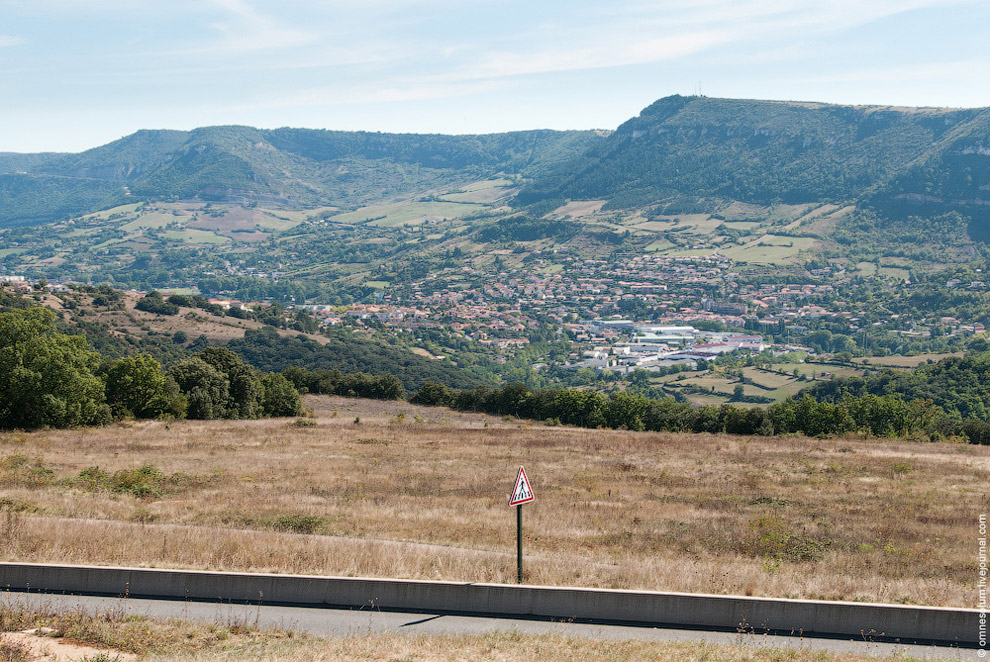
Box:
[508,466,534,506]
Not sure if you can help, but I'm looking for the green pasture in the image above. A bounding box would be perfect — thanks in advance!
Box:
[162,229,230,244]
[82,203,142,220]
[722,235,815,264]
[121,212,183,231]
[331,201,488,226]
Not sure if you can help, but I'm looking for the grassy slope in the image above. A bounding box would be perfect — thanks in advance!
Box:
[1,394,984,607]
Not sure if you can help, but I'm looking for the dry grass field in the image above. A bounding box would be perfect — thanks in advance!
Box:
[1,395,987,608]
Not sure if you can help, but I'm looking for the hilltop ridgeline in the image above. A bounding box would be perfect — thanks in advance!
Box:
[517,96,990,234]
[2,95,989,236]
[0,127,601,225]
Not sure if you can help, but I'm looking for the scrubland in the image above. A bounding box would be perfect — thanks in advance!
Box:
[1,395,986,607]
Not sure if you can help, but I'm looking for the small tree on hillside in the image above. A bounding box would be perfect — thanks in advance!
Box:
[104,354,185,419]
[260,373,303,417]
[0,308,110,429]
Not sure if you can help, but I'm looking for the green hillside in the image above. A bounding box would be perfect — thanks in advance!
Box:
[0,127,603,226]
[803,351,990,422]
[516,96,990,219]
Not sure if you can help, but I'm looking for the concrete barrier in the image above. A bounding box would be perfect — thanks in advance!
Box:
[0,562,980,646]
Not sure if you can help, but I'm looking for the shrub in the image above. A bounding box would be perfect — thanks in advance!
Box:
[135,291,178,316]
[271,514,324,534]
[745,515,829,562]
[261,373,303,417]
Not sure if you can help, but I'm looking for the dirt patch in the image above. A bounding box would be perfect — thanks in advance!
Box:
[1,630,135,661]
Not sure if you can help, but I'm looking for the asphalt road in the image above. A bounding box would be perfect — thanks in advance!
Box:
[0,591,979,660]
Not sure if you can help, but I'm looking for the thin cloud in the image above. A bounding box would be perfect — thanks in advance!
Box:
[458,31,729,81]
[200,0,318,54]
[0,35,24,47]
[218,78,512,112]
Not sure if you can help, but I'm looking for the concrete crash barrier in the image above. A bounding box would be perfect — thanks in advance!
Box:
[0,562,980,647]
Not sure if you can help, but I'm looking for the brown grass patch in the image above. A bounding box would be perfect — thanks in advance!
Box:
[1,395,986,607]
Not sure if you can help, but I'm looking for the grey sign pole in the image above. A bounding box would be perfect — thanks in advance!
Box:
[516,503,523,583]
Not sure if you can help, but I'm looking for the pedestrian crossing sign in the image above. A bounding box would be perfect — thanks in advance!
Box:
[508,466,534,506]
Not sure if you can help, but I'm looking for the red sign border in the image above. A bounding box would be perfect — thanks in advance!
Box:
[508,466,535,506]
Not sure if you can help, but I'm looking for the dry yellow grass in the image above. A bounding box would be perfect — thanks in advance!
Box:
[0,600,920,662]
[1,395,987,607]
[153,632,927,662]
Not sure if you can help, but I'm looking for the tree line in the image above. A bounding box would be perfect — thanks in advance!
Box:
[6,300,989,444]
[409,381,988,444]
[0,308,302,429]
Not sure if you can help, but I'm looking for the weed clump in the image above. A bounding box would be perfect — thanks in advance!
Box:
[270,514,325,534]
[0,454,54,486]
[0,636,31,662]
[71,464,168,499]
[745,515,829,562]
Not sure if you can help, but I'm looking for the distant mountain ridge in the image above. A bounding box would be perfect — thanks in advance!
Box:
[0,126,602,225]
[3,96,990,235]
[517,96,990,231]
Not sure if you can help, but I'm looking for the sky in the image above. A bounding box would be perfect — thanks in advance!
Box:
[1,0,988,153]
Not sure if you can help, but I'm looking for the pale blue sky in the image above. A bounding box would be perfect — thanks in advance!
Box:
[1,0,988,153]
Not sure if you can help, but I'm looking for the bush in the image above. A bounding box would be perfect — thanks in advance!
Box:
[135,291,179,315]
[745,515,829,562]
[410,381,455,407]
[73,464,166,498]
[261,373,303,417]
[104,354,185,419]
[271,514,324,534]
[0,308,110,429]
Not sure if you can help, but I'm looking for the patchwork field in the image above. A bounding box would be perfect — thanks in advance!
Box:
[1,395,985,608]
[656,363,875,406]
[330,200,488,226]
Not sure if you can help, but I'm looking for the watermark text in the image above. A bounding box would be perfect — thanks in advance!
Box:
[979,513,986,656]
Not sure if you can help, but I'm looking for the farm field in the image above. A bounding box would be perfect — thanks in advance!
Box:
[0,395,985,608]
[655,363,875,406]
[330,200,488,226]
[721,235,817,264]
[866,353,965,368]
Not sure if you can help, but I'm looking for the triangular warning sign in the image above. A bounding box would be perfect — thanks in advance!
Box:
[508,466,534,506]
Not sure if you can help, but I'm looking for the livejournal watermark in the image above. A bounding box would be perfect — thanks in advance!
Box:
[980,513,987,657]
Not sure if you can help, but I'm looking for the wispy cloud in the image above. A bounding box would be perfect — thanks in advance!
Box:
[456,31,729,81]
[0,35,24,48]
[215,77,512,113]
[427,0,978,84]
[199,0,318,54]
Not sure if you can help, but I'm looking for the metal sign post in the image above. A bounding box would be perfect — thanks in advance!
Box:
[507,466,534,584]
[516,504,522,583]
